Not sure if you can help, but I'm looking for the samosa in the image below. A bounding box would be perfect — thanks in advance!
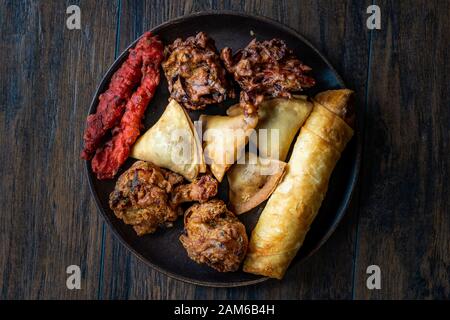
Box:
[226,96,313,161]
[227,152,286,214]
[226,96,313,213]
[131,100,205,181]
[200,111,258,182]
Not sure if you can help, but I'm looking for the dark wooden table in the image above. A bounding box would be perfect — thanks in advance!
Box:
[1,0,448,300]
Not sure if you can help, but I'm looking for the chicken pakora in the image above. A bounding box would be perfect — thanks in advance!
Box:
[162,32,235,110]
[180,200,248,272]
[221,38,315,114]
[109,161,218,236]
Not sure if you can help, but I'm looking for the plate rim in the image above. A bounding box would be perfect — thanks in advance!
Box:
[85,10,361,288]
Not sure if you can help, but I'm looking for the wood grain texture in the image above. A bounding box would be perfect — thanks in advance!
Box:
[1,0,448,300]
[99,0,371,300]
[353,0,450,299]
[0,0,118,299]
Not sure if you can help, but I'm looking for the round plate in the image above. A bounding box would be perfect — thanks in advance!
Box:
[86,11,361,287]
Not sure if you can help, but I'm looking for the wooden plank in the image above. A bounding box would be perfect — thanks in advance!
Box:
[0,0,118,299]
[100,0,371,299]
[353,0,450,299]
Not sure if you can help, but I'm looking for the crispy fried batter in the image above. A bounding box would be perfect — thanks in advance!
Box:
[109,161,184,236]
[221,38,315,114]
[162,32,234,110]
[171,174,219,206]
[109,161,218,236]
[180,200,248,272]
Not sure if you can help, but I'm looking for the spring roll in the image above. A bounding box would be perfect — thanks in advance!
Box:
[243,89,355,279]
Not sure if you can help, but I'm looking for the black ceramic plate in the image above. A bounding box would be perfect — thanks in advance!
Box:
[86,11,360,287]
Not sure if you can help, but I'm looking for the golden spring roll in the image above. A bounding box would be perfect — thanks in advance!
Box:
[243,89,355,279]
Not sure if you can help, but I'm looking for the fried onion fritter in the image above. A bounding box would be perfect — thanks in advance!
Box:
[221,38,315,114]
[180,200,248,272]
[171,174,219,206]
[109,161,218,236]
[162,32,235,110]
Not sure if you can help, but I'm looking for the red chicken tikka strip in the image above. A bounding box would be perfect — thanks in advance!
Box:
[90,33,164,179]
[81,32,160,160]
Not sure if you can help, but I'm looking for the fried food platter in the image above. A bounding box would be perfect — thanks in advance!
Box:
[85,11,360,287]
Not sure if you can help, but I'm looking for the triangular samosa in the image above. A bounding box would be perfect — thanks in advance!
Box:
[227,96,313,161]
[131,99,205,181]
[228,152,287,215]
[200,111,258,182]
[225,97,313,213]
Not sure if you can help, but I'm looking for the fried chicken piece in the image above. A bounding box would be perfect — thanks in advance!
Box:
[171,174,219,206]
[109,161,218,236]
[180,200,248,272]
[162,32,235,110]
[221,38,315,114]
[109,161,184,236]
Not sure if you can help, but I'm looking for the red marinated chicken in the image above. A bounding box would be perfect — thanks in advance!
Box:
[91,35,164,179]
[82,32,161,160]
